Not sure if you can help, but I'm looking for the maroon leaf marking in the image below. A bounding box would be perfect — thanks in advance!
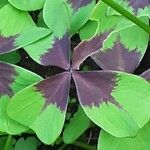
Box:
[68,0,92,11]
[140,69,150,82]
[92,42,141,73]
[129,0,150,13]
[40,34,70,70]
[72,71,120,107]
[0,35,17,54]
[36,72,71,111]
[0,62,16,96]
[72,32,110,70]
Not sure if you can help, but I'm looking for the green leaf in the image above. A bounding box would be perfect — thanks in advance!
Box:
[0,136,15,150]
[63,107,91,144]
[7,72,71,144]
[37,11,48,28]
[0,96,28,134]
[80,1,149,73]
[98,121,150,150]
[0,4,52,55]
[43,0,72,38]
[70,0,96,34]
[0,62,42,134]
[0,0,8,9]
[79,20,98,40]
[14,137,39,150]
[0,27,52,55]
[0,51,20,64]
[8,0,46,11]
[43,0,95,37]
[73,71,150,137]
[0,4,35,37]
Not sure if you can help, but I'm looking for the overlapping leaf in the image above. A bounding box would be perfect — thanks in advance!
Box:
[0,62,42,134]
[43,0,95,37]
[14,137,39,150]
[0,4,52,55]
[8,0,46,11]
[0,51,20,64]
[73,71,150,137]
[140,69,150,82]
[72,31,110,70]
[7,72,71,144]
[98,120,150,150]
[63,107,91,144]
[79,0,149,73]
[24,33,70,70]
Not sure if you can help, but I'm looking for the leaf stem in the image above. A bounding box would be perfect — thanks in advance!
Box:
[4,135,12,150]
[72,141,97,150]
[101,0,150,34]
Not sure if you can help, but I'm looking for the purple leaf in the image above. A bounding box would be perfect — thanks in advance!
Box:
[129,0,150,13]
[72,32,110,70]
[0,61,42,97]
[72,70,150,137]
[0,62,16,96]
[72,71,119,107]
[0,36,18,54]
[40,34,70,70]
[92,42,141,73]
[140,69,150,82]
[69,0,93,11]
[36,72,71,111]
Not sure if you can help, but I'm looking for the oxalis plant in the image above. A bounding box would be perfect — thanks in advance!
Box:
[0,0,150,149]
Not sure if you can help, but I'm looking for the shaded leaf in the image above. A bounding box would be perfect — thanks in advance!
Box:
[14,137,39,150]
[24,34,70,70]
[0,0,8,9]
[0,62,42,134]
[98,120,150,150]
[73,71,150,137]
[140,69,150,82]
[8,0,46,11]
[37,11,48,28]
[63,107,91,144]
[0,136,14,150]
[7,72,71,144]
[0,51,20,64]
